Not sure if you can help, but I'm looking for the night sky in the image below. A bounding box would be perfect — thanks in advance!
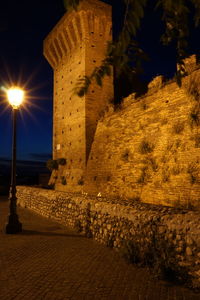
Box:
[0,0,199,164]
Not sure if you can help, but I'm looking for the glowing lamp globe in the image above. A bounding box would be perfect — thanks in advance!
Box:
[7,87,24,109]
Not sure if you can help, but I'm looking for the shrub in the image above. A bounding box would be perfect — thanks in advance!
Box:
[162,170,170,182]
[121,149,130,161]
[57,158,67,165]
[139,140,154,154]
[46,159,58,170]
[172,121,184,134]
[187,75,200,102]
[187,162,199,184]
[145,156,158,172]
[189,104,200,127]
[120,240,141,264]
[137,167,148,184]
[194,134,200,148]
[74,219,83,232]
[47,184,55,189]
[171,165,181,175]
[120,239,155,267]
[120,236,191,287]
[61,176,67,185]
[78,179,84,185]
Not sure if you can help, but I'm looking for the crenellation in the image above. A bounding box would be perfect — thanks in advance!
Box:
[58,32,68,54]
[72,15,82,43]
[44,48,56,68]
[79,11,89,40]
[69,20,79,46]
[62,27,73,52]
[54,38,63,59]
[65,24,76,50]
[87,11,95,33]
[49,43,59,64]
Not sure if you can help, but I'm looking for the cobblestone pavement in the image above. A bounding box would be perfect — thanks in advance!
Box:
[0,197,200,300]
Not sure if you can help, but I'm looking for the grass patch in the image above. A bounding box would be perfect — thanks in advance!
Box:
[194,134,200,148]
[187,162,199,184]
[137,167,148,184]
[189,104,200,127]
[61,176,67,185]
[171,165,181,175]
[139,140,154,154]
[186,74,200,102]
[162,168,170,182]
[121,149,130,162]
[172,121,184,134]
[78,178,84,185]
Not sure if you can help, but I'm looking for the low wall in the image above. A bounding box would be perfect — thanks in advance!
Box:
[17,186,200,288]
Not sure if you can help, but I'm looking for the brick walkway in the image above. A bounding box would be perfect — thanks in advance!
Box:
[0,197,200,300]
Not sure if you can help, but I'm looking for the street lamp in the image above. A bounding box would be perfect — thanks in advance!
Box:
[5,87,24,234]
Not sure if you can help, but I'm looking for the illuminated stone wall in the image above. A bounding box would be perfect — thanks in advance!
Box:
[84,57,200,207]
[44,0,199,208]
[43,0,113,192]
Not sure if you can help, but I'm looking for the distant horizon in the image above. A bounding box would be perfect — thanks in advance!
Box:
[0,157,50,178]
[0,154,52,164]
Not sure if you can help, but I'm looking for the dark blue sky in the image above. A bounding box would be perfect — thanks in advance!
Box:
[0,0,199,162]
[0,0,65,162]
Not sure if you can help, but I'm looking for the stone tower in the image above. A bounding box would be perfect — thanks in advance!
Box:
[43,0,113,191]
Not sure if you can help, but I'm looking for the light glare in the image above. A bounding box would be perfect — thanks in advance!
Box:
[7,87,24,109]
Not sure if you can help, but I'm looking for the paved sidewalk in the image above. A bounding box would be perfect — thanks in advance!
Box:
[0,197,200,300]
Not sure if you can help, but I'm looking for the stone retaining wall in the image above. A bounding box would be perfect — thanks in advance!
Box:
[84,66,200,207]
[17,186,200,288]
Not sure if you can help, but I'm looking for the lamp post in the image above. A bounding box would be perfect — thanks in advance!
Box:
[5,87,24,234]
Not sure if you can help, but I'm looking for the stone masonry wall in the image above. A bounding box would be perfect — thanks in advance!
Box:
[17,186,200,288]
[83,61,200,207]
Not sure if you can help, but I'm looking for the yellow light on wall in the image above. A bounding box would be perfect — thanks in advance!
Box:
[7,87,24,109]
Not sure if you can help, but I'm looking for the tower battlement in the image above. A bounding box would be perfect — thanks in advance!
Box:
[44,0,113,191]
[44,0,112,68]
